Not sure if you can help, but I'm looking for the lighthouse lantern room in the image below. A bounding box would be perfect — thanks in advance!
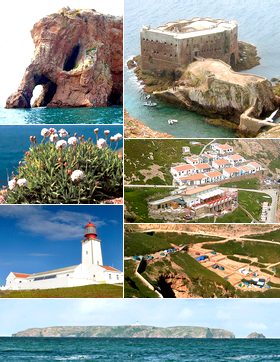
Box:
[81,221,103,269]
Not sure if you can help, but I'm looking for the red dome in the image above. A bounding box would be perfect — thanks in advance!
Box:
[84,221,97,239]
[86,221,96,228]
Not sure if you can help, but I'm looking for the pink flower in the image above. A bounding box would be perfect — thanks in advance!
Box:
[59,129,69,138]
[114,133,123,140]
[50,134,59,143]
[17,178,28,188]
[97,138,107,150]
[56,140,67,149]
[41,128,50,137]
[68,137,79,146]
[71,170,84,181]
[8,179,17,190]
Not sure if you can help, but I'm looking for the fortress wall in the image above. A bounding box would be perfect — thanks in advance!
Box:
[141,20,239,72]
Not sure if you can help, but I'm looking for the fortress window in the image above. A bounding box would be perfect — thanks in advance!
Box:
[175,54,177,57]
[164,53,166,56]
[165,42,167,44]
[170,54,172,56]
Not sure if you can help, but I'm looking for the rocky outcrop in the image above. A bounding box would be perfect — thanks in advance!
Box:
[12,325,235,338]
[153,59,279,134]
[247,332,266,339]
[124,108,174,138]
[6,7,123,108]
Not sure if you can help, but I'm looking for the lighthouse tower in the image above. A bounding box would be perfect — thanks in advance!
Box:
[81,221,103,269]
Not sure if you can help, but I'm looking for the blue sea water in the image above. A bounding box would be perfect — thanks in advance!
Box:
[124,0,280,138]
[0,106,123,125]
[0,125,123,187]
[1,337,280,361]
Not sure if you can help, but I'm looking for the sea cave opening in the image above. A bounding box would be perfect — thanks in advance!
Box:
[32,74,57,107]
[64,44,80,71]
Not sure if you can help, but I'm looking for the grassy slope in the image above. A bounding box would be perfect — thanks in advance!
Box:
[238,190,272,220]
[202,240,280,264]
[0,284,123,298]
[215,207,252,223]
[124,260,159,298]
[124,231,225,256]
[222,178,260,190]
[124,139,208,185]
[244,229,280,242]
[124,187,175,223]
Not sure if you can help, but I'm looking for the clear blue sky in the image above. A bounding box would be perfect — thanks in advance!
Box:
[0,205,123,286]
[0,299,279,338]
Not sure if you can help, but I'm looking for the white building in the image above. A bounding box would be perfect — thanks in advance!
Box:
[4,222,123,290]
[211,144,234,154]
[185,155,203,165]
[223,166,241,178]
[212,159,231,170]
[170,164,196,179]
[204,170,224,183]
[224,154,246,166]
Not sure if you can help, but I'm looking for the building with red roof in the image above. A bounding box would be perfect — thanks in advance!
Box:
[4,222,123,291]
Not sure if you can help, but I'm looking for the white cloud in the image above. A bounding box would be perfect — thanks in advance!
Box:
[0,206,106,241]
[244,322,268,330]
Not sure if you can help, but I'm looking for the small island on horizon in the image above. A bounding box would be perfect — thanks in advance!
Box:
[10,325,268,339]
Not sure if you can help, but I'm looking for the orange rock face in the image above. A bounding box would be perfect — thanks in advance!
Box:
[6,7,123,108]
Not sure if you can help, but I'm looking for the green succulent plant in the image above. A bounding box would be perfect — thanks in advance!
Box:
[5,131,123,204]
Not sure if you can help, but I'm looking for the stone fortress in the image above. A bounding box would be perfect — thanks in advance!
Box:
[141,17,239,72]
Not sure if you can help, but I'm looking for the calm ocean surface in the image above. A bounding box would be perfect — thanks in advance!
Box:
[124,0,280,138]
[0,106,123,125]
[0,338,280,361]
[0,125,123,187]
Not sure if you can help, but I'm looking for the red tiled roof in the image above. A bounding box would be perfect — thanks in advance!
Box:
[13,273,31,278]
[224,167,240,173]
[214,159,230,165]
[248,162,261,168]
[100,265,120,272]
[227,154,244,160]
[216,144,233,150]
[173,164,195,172]
[181,173,207,181]
[187,156,202,162]
[195,163,211,170]
[205,171,223,177]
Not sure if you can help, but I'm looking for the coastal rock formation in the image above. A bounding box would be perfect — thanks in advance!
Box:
[124,108,174,138]
[247,332,266,339]
[6,7,123,108]
[154,59,277,123]
[12,325,235,338]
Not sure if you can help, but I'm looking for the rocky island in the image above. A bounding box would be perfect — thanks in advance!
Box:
[129,17,280,136]
[6,7,123,108]
[12,325,235,338]
[247,332,266,339]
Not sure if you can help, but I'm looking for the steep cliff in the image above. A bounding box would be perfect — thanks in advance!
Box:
[12,325,235,338]
[154,59,277,124]
[6,7,123,108]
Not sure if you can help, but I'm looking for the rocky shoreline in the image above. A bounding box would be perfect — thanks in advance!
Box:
[124,108,174,138]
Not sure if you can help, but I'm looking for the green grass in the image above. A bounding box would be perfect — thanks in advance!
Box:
[124,232,174,256]
[227,255,252,263]
[215,207,252,223]
[124,231,225,257]
[124,187,175,223]
[170,253,235,298]
[202,240,280,263]
[238,190,272,220]
[244,229,280,242]
[0,284,123,298]
[222,178,261,190]
[124,139,208,185]
[260,268,274,275]
[124,260,159,298]
[269,156,280,173]
[268,281,280,288]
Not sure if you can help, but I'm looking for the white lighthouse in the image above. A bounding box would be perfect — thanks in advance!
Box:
[81,221,103,268]
[4,220,123,290]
